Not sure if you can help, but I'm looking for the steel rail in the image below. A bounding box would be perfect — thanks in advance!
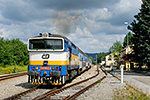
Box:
[0,72,27,81]
[3,86,40,100]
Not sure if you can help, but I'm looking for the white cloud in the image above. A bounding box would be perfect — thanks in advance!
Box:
[67,28,125,53]
[0,0,142,53]
[108,0,142,25]
[114,0,132,13]
[87,8,112,21]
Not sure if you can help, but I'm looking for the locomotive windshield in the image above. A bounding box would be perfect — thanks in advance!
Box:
[29,39,63,50]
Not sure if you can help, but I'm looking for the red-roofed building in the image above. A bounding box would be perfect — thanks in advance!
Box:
[119,44,135,70]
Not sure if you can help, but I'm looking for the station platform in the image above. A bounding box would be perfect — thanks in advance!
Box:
[113,69,150,95]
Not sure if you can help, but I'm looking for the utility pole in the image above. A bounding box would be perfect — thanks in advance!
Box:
[96,55,97,66]
[124,21,129,52]
[121,21,128,83]
[121,64,123,83]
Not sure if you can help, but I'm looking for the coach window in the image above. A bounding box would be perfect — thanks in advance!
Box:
[80,55,81,61]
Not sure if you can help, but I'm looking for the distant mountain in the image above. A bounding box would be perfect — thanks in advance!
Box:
[85,52,109,61]
[85,53,99,61]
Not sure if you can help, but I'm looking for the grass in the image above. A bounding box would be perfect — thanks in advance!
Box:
[97,79,101,83]
[0,65,27,75]
[113,85,150,100]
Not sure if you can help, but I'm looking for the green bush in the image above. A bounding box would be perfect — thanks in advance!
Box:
[0,65,27,75]
[0,38,29,66]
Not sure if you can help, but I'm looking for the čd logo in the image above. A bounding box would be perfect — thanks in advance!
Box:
[42,54,50,59]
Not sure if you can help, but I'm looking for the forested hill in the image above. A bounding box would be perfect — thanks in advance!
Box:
[85,53,99,61]
[0,37,29,66]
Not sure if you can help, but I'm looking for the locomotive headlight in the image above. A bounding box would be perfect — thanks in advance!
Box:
[42,32,49,37]
[52,67,55,70]
[35,67,38,70]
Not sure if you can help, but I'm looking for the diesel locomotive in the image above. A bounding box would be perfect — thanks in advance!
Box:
[27,32,91,85]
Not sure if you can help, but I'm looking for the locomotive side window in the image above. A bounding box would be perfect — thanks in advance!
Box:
[29,39,63,50]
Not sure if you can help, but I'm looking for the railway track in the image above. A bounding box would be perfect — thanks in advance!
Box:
[0,72,27,81]
[3,85,39,100]
[3,66,107,100]
[32,66,107,100]
[63,76,106,100]
[3,67,98,100]
[63,67,107,100]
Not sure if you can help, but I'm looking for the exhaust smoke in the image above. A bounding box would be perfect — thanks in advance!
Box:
[53,10,83,35]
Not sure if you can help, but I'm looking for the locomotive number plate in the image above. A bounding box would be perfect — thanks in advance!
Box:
[40,67,51,70]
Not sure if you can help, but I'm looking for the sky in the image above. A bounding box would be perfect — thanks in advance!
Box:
[0,0,142,53]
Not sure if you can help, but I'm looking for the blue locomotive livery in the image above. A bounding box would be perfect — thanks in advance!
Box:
[27,32,91,85]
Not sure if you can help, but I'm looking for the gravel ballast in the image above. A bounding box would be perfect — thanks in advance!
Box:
[0,66,126,100]
[77,69,126,100]
[0,75,36,100]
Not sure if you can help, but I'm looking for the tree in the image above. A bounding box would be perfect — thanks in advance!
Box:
[97,52,108,64]
[0,38,6,66]
[109,40,123,53]
[0,38,29,66]
[128,0,150,68]
[123,32,134,48]
[108,41,123,66]
[89,57,95,64]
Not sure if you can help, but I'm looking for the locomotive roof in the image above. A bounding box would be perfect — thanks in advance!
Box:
[31,34,90,59]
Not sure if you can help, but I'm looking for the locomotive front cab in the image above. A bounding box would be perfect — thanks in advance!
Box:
[27,32,69,85]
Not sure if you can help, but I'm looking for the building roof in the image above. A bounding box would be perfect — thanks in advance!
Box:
[121,44,133,52]
[119,53,133,62]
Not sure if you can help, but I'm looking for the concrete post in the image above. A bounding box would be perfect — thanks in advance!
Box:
[121,64,123,83]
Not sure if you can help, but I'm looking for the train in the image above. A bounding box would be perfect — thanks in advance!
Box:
[27,32,92,85]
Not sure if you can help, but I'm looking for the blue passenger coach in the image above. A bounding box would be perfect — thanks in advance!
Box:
[27,32,91,85]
